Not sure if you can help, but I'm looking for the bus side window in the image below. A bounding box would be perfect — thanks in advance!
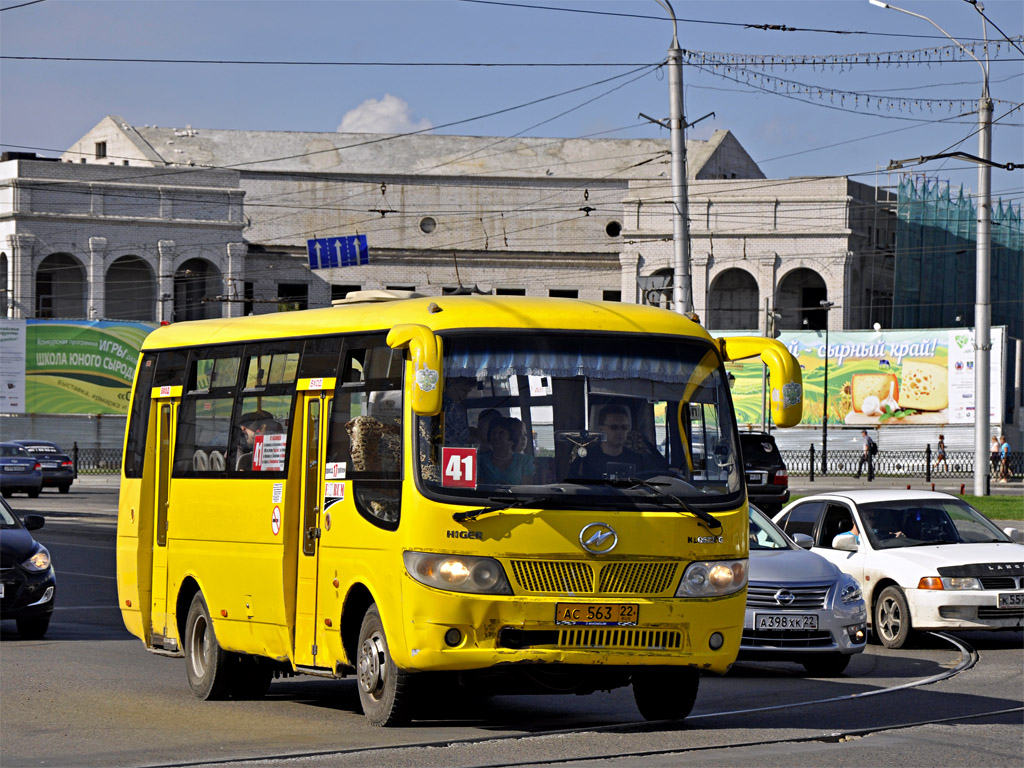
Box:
[174,349,243,478]
[327,336,403,529]
[123,353,157,479]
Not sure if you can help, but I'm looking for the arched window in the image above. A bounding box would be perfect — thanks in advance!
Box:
[776,268,829,331]
[174,259,223,322]
[708,269,759,330]
[36,253,86,318]
[106,255,156,321]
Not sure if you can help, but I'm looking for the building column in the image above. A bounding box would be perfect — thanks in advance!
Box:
[691,254,710,320]
[157,239,176,323]
[619,251,641,303]
[6,233,36,319]
[758,253,779,335]
[88,237,107,320]
[225,242,247,318]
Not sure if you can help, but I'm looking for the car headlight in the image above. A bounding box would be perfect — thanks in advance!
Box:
[839,574,863,603]
[23,546,51,572]
[404,551,512,595]
[918,576,982,590]
[676,559,747,597]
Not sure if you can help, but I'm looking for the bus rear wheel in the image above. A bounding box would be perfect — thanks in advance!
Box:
[633,666,699,721]
[356,604,415,726]
[185,592,235,700]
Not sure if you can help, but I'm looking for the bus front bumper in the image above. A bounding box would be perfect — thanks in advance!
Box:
[395,583,742,675]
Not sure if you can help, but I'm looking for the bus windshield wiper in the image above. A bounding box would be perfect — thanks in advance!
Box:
[452,492,573,523]
[569,477,722,530]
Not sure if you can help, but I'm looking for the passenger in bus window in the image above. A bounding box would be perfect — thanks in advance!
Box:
[479,417,534,485]
[442,377,475,447]
[235,411,273,470]
[475,408,502,452]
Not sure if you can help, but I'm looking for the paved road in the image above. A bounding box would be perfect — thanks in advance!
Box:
[1,480,1021,767]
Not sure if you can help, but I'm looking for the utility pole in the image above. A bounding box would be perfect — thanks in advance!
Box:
[657,0,693,315]
[870,0,993,496]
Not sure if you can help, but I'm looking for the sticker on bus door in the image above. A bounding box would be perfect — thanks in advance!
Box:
[441,447,477,488]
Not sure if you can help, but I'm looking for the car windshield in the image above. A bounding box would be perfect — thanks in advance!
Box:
[0,498,19,527]
[749,506,792,550]
[417,333,741,508]
[859,498,1013,548]
[1,444,30,458]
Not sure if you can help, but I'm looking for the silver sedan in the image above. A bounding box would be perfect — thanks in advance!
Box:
[740,505,867,676]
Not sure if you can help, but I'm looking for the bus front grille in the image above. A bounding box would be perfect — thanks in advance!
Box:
[498,627,684,650]
[508,560,679,596]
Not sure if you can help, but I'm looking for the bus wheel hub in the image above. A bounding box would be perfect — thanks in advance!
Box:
[358,633,386,694]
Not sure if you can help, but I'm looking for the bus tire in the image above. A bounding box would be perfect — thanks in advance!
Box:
[356,604,414,726]
[184,592,235,701]
[874,585,912,649]
[633,666,699,721]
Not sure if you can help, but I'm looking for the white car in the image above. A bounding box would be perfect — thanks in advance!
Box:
[742,505,867,675]
[773,490,1024,649]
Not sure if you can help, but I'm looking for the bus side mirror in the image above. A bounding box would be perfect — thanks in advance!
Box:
[387,324,444,416]
[718,337,803,428]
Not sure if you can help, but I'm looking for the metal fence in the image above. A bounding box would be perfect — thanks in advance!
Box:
[781,448,1021,480]
[71,444,123,475]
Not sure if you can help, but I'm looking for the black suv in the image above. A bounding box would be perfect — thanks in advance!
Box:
[738,432,789,514]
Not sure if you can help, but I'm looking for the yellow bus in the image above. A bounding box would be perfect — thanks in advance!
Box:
[116,293,801,726]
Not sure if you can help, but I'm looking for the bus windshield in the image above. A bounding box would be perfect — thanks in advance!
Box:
[417,333,741,506]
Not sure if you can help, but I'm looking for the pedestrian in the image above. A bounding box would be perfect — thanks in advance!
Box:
[933,434,948,474]
[998,435,1011,482]
[855,429,875,481]
[991,436,1001,477]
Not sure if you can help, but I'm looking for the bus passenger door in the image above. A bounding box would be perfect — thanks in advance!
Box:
[149,390,179,649]
[294,382,333,668]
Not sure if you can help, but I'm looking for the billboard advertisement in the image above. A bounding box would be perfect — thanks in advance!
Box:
[22,320,157,414]
[0,319,27,414]
[723,327,1005,428]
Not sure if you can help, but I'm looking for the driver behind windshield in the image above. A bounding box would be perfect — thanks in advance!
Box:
[570,405,665,480]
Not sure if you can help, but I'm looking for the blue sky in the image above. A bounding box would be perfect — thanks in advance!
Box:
[1,0,1021,203]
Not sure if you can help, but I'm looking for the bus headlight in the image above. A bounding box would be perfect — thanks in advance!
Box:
[676,559,747,597]
[404,551,513,595]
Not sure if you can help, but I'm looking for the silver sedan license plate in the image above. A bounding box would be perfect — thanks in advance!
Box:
[997,593,1024,609]
[755,613,818,630]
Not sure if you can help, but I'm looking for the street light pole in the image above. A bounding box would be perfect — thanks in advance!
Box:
[869,1,992,496]
[655,0,693,315]
[820,300,835,475]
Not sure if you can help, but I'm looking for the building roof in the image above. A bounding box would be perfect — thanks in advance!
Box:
[63,116,764,180]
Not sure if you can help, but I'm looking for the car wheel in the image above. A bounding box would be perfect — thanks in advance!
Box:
[801,654,851,677]
[58,485,71,494]
[356,604,415,726]
[874,586,912,649]
[184,592,236,700]
[633,666,700,721]
[16,615,51,639]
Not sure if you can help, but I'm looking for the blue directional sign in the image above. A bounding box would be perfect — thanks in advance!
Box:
[306,235,369,270]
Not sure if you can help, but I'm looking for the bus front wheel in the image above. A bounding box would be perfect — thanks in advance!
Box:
[633,666,699,721]
[184,592,235,700]
[356,604,415,726]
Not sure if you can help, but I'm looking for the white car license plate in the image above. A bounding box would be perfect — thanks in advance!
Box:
[0,582,4,598]
[41,462,58,468]
[746,471,767,484]
[755,613,818,630]
[3,465,26,472]
[997,593,1024,609]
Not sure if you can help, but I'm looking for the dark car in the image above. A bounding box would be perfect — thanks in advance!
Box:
[0,496,56,638]
[12,439,74,493]
[0,442,43,499]
[739,431,789,514]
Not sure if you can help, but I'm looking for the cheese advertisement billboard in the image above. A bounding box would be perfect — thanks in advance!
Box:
[723,327,1005,428]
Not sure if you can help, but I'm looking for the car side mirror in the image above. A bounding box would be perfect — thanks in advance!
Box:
[23,514,45,531]
[792,533,814,549]
[1003,527,1024,544]
[832,533,859,552]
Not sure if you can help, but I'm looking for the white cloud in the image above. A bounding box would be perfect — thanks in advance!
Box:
[337,94,432,134]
